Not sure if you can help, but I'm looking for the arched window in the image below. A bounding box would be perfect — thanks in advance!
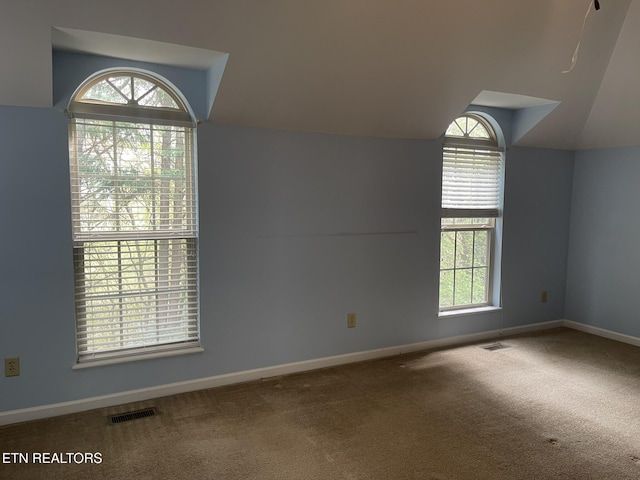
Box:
[68,70,194,126]
[68,69,199,363]
[439,114,504,310]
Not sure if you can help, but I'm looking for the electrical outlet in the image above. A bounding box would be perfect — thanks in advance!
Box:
[541,291,548,304]
[347,313,357,328]
[5,357,19,377]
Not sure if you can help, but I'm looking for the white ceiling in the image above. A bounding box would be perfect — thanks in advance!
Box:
[1,0,638,150]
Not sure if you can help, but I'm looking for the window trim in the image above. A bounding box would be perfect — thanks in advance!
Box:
[438,305,502,319]
[71,345,204,370]
[67,68,196,127]
[439,219,495,311]
[68,68,200,365]
[439,113,505,312]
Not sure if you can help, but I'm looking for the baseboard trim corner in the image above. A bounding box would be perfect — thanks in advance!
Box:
[563,320,640,348]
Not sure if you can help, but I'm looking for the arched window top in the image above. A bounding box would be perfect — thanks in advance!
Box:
[77,72,183,109]
[444,114,498,148]
[68,69,195,127]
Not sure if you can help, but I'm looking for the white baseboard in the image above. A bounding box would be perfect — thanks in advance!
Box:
[0,319,566,426]
[563,320,640,348]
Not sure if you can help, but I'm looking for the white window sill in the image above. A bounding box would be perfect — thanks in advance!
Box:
[438,306,502,319]
[72,346,204,370]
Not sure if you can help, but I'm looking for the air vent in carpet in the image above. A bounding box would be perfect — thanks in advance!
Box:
[481,342,510,351]
[108,408,157,424]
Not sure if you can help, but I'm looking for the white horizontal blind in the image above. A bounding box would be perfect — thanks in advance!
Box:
[74,239,198,357]
[71,119,196,240]
[70,117,198,362]
[442,144,503,218]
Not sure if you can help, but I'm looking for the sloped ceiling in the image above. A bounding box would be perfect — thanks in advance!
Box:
[0,0,636,149]
[579,0,640,149]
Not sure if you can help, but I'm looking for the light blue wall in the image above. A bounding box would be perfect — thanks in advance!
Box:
[0,107,77,409]
[566,147,640,335]
[0,57,575,411]
[198,123,442,365]
[0,114,574,412]
[503,147,574,326]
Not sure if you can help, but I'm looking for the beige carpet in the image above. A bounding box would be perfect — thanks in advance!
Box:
[3,327,640,479]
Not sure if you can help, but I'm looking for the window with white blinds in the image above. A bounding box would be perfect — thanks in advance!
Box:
[439,114,504,311]
[68,70,199,363]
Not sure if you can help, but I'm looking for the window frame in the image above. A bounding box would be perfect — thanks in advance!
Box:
[67,68,201,365]
[439,218,495,311]
[438,113,504,313]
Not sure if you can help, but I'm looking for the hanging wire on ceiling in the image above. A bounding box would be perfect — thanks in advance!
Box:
[563,0,601,74]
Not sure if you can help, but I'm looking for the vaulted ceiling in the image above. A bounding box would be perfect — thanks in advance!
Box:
[1,0,638,149]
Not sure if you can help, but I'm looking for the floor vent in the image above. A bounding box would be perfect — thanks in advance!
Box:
[481,342,510,352]
[108,408,157,425]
